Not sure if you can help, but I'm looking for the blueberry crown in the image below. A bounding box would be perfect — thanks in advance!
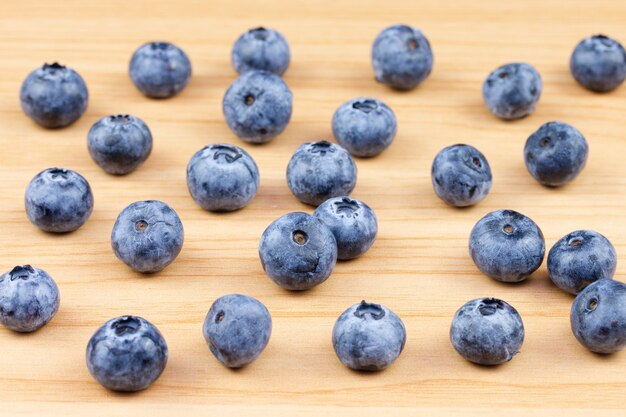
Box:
[478,298,504,316]
[43,62,66,71]
[149,42,172,51]
[211,144,242,163]
[47,168,70,180]
[354,300,385,320]
[109,114,132,123]
[352,99,378,113]
[9,265,35,281]
[333,197,360,216]
[309,141,335,155]
[111,316,141,336]
[250,27,269,40]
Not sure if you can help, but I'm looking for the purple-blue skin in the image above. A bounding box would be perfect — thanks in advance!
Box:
[111,200,184,273]
[129,41,192,98]
[20,62,88,128]
[431,144,492,207]
[186,144,259,212]
[570,279,626,354]
[570,34,626,92]
[286,141,357,206]
[0,265,59,333]
[86,316,168,392]
[524,121,588,187]
[314,196,377,260]
[25,168,94,233]
[469,209,545,283]
[371,25,433,91]
[203,294,272,368]
[87,114,153,175]
[332,301,406,371]
[548,230,617,295]
[450,298,524,365]
[259,212,337,291]
[482,63,542,120]
[222,70,293,144]
[232,27,290,76]
[331,97,397,158]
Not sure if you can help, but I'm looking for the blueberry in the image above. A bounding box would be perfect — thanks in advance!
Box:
[86,315,168,391]
[314,196,377,260]
[548,230,616,295]
[87,114,152,175]
[332,301,406,371]
[571,279,626,354]
[20,62,88,128]
[203,294,272,368]
[129,41,192,98]
[371,24,433,91]
[331,97,397,157]
[450,298,524,365]
[232,27,290,76]
[286,141,357,206]
[111,200,184,273]
[259,212,337,290]
[469,209,545,282]
[0,265,60,333]
[524,121,588,187]
[482,63,542,120]
[431,144,492,207]
[222,70,293,144]
[186,144,259,212]
[570,34,626,92]
[25,168,93,233]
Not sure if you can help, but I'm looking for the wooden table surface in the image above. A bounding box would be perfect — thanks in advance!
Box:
[1,0,626,415]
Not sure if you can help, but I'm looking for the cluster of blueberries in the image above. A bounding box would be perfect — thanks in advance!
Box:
[2,24,626,391]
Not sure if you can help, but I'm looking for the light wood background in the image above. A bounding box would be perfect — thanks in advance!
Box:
[1,0,625,415]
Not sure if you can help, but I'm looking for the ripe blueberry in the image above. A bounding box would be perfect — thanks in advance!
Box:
[450,298,524,365]
[259,212,337,290]
[286,141,357,206]
[0,265,60,332]
[333,301,406,371]
[86,315,168,391]
[203,294,272,368]
[469,209,545,282]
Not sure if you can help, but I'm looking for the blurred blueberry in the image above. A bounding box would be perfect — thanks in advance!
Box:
[570,34,626,92]
[87,114,152,175]
[0,265,60,332]
[259,212,337,290]
[332,97,397,157]
[25,168,93,233]
[371,24,433,90]
[524,121,588,187]
[187,144,259,212]
[129,41,191,98]
[286,141,357,206]
[450,298,524,365]
[203,294,272,368]
[469,209,545,282]
[482,63,542,120]
[571,279,626,354]
[333,300,406,371]
[431,144,492,207]
[232,27,290,76]
[223,70,293,144]
[20,62,88,128]
[548,230,616,295]
[111,200,184,273]
[86,315,168,391]
[314,196,377,260]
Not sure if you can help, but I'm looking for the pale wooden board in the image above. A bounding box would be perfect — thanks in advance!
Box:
[1,0,626,415]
